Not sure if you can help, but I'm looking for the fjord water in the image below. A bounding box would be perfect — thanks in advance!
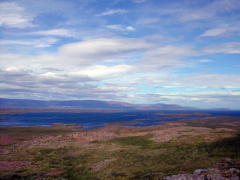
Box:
[0,111,240,130]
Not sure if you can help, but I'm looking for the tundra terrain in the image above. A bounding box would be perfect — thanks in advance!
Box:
[0,113,239,180]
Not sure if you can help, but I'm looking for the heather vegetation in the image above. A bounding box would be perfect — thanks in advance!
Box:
[0,115,240,179]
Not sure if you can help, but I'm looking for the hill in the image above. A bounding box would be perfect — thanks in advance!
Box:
[0,98,193,110]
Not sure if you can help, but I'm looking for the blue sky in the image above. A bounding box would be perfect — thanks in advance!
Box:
[0,0,240,109]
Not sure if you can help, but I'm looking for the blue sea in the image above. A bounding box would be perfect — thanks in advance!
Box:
[0,111,240,130]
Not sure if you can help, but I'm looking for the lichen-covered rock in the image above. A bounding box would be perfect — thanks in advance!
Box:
[163,174,204,180]
[206,174,227,180]
[228,168,240,175]
[230,175,240,180]
[160,168,240,180]
[193,169,209,175]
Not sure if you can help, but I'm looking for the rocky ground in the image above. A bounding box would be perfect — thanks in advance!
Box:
[162,166,240,180]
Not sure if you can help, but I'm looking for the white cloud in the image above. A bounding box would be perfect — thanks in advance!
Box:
[146,46,197,58]
[0,67,136,101]
[211,0,240,12]
[0,38,59,48]
[97,9,127,16]
[160,0,240,23]
[198,59,213,63]
[30,28,76,37]
[204,42,240,54]
[133,45,198,72]
[133,0,147,3]
[137,18,160,25]
[179,10,213,22]
[0,37,152,70]
[58,37,152,65]
[201,26,240,37]
[162,74,240,89]
[201,27,230,37]
[71,65,132,78]
[0,2,35,28]
[105,25,135,31]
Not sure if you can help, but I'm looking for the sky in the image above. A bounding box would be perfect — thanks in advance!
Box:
[0,0,240,109]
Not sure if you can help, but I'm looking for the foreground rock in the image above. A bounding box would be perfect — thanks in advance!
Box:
[161,168,240,180]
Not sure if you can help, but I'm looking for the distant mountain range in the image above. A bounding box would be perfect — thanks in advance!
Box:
[0,98,194,111]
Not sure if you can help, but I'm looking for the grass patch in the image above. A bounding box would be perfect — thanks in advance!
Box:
[99,133,240,179]
[30,147,98,179]
[108,144,211,179]
[200,133,240,160]
[109,134,155,148]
